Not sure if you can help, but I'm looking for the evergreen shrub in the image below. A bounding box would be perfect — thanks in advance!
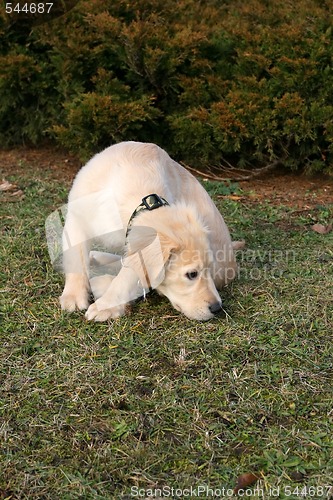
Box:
[0,0,332,172]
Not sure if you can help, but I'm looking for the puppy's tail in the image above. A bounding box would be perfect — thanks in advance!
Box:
[232,240,246,250]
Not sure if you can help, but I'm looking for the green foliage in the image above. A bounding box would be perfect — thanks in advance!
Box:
[201,179,240,197]
[52,70,161,160]
[0,52,55,144]
[0,0,333,171]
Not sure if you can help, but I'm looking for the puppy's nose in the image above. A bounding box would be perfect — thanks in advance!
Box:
[209,302,223,315]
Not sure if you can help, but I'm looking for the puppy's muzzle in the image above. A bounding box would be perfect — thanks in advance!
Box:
[209,302,223,315]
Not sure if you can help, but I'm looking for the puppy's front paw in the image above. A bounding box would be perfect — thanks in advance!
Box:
[60,292,89,312]
[85,300,126,322]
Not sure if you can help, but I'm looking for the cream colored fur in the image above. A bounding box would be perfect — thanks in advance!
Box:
[60,141,242,321]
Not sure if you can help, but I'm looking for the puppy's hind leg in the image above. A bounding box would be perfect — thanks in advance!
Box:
[90,275,115,300]
[89,252,122,300]
[89,251,122,275]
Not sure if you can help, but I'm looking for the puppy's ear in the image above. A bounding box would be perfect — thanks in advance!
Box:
[124,226,178,290]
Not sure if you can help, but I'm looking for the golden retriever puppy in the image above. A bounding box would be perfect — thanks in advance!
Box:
[60,141,241,321]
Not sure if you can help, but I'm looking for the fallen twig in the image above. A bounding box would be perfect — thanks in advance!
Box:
[181,159,282,182]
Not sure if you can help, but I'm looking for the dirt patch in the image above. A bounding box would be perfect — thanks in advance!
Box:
[1,147,332,208]
[238,170,333,209]
[0,146,81,183]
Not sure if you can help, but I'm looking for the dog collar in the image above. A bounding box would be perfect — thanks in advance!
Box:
[125,194,170,296]
[126,194,169,238]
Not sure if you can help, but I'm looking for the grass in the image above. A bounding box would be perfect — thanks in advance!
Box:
[1,158,333,499]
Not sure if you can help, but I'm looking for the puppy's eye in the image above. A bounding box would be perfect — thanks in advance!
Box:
[186,271,198,280]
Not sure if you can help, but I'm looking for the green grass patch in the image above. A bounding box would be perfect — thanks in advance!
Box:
[1,165,332,499]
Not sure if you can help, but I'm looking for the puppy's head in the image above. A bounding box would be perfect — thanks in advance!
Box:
[124,205,223,320]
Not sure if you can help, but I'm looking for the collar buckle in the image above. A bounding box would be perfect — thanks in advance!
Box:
[126,193,169,238]
[141,194,166,211]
